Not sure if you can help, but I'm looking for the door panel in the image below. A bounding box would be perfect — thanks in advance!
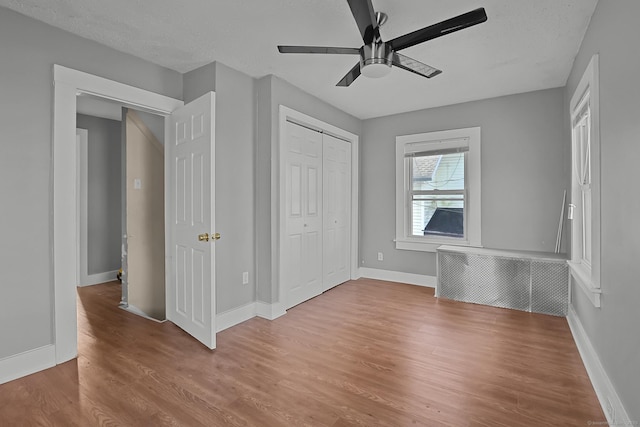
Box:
[167,92,216,349]
[192,248,205,326]
[285,121,323,309]
[323,134,351,290]
[193,153,205,224]
[307,166,318,215]
[290,163,302,216]
[175,244,187,315]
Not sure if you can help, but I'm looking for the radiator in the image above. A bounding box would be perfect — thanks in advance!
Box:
[436,246,568,316]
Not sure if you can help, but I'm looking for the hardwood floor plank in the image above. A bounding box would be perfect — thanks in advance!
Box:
[0,279,605,426]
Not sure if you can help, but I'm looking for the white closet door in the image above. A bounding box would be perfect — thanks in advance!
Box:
[323,134,351,290]
[285,121,323,309]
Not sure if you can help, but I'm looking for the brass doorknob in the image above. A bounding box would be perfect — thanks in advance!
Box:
[212,232,221,241]
[198,233,209,242]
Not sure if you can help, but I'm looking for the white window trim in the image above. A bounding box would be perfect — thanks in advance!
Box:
[395,127,481,252]
[568,54,601,308]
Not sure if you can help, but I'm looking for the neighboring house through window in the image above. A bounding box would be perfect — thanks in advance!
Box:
[395,127,481,252]
[569,54,601,307]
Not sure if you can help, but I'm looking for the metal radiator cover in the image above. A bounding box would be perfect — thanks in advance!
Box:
[531,260,569,316]
[437,248,568,316]
[438,252,530,311]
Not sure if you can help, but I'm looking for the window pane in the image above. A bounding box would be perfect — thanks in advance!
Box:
[574,115,591,186]
[412,153,464,191]
[582,190,592,265]
[411,195,464,238]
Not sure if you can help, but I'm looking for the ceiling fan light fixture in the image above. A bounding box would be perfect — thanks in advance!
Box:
[360,42,393,78]
[361,62,392,78]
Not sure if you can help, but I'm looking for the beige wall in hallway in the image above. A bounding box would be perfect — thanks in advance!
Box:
[126,110,165,320]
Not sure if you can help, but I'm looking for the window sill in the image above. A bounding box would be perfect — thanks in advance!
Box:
[568,260,601,308]
[395,238,475,253]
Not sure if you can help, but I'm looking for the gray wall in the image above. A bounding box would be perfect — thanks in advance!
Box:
[76,114,122,275]
[360,88,566,276]
[183,62,256,313]
[565,0,640,420]
[183,62,215,105]
[0,7,182,359]
[255,75,362,303]
[213,63,256,312]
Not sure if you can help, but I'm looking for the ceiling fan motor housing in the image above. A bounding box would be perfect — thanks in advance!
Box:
[360,42,393,78]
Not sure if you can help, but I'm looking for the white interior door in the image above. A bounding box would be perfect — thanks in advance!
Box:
[285,121,323,309]
[167,92,216,349]
[323,134,351,290]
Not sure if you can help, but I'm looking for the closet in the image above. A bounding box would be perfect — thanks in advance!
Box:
[282,120,352,309]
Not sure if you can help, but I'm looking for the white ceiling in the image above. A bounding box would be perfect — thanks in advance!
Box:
[1,0,598,119]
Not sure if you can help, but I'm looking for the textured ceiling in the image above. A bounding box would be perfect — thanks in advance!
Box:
[1,0,598,119]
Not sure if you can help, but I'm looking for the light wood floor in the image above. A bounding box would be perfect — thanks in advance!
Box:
[0,279,604,426]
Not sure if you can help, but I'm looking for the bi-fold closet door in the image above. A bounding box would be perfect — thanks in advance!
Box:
[283,120,351,309]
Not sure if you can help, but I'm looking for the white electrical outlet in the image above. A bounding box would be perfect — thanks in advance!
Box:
[242,272,249,285]
[377,252,384,261]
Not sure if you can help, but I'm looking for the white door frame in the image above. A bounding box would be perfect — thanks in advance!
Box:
[277,106,359,312]
[75,128,88,287]
[53,65,183,364]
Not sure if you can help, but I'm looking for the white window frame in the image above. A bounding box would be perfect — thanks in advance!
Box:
[568,54,601,308]
[395,127,481,252]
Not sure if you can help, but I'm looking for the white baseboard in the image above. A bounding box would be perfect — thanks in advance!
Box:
[358,267,436,288]
[214,301,288,332]
[216,302,257,332]
[256,301,286,320]
[567,305,631,426]
[78,269,119,287]
[0,345,56,385]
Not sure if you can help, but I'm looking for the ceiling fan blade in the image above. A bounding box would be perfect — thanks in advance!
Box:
[278,46,361,55]
[336,62,361,87]
[389,8,487,52]
[346,0,378,44]
[392,53,442,79]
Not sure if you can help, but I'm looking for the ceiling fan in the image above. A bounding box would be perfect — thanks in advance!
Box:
[277,0,487,86]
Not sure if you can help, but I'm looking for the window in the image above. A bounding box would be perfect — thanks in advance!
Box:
[569,54,601,307]
[410,151,465,238]
[396,127,481,252]
[572,94,592,267]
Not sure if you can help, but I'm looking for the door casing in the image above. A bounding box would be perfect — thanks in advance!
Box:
[53,65,183,363]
